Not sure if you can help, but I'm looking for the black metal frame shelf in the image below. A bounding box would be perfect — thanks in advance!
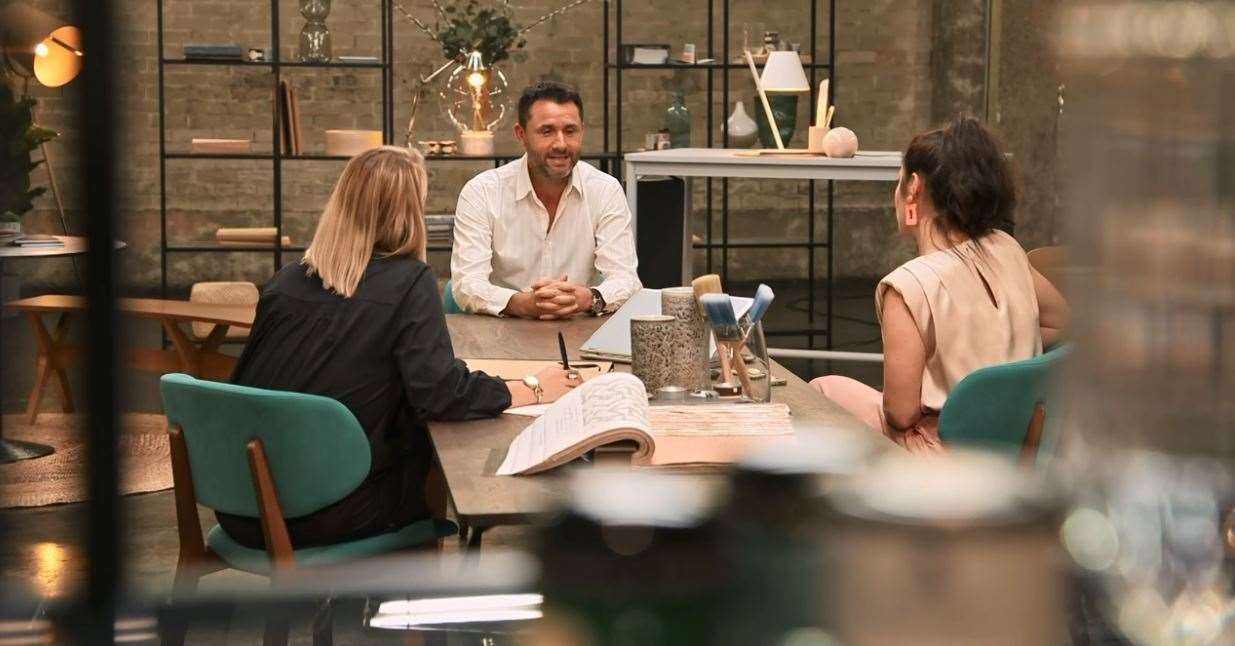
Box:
[157,0,396,298]
[606,62,831,70]
[161,58,386,69]
[603,0,837,348]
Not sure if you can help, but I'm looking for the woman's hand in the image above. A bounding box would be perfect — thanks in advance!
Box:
[534,365,581,403]
[506,365,582,407]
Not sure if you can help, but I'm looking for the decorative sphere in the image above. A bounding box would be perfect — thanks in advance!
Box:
[822,127,859,158]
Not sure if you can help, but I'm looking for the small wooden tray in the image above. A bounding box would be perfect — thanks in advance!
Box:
[733,149,825,157]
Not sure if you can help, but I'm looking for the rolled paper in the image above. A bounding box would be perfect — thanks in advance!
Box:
[661,287,711,391]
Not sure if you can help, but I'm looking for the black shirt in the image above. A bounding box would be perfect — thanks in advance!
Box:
[221,255,510,546]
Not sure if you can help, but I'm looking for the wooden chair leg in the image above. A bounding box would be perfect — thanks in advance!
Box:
[1021,403,1046,465]
[160,561,201,646]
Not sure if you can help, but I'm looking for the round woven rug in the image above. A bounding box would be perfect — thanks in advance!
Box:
[0,413,172,509]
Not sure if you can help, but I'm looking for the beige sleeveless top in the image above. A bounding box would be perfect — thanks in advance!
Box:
[876,230,1042,413]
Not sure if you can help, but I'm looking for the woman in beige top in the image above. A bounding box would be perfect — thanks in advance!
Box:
[811,116,1069,453]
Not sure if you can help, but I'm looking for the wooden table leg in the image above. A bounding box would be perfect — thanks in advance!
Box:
[161,319,201,375]
[25,311,76,424]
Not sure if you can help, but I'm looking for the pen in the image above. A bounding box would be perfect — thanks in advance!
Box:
[558,331,571,370]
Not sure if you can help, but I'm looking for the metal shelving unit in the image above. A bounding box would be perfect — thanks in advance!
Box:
[155,0,396,296]
[603,0,838,348]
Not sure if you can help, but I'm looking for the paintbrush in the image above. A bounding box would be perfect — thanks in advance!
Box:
[743,284,775,343]
[691,273,732,379]
[700,293,756,398]
[691,273,723,302]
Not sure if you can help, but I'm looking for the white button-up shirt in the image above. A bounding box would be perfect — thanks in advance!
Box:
[450,155,641,316]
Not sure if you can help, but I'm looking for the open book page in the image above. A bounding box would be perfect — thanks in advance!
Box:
[642,403,796,467]
[496,373,653,476]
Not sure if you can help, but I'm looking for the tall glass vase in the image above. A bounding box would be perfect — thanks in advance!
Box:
[298,0,332,63]
[665,91,691,149]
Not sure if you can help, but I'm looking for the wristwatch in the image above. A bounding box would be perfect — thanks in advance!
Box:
[522,375,543,404]
[589,288,606,316]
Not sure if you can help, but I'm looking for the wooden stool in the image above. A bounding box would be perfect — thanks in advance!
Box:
[190,281,258,340]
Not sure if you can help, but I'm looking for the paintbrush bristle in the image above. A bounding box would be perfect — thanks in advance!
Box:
[691,274,723,299]
[700,293,742,341]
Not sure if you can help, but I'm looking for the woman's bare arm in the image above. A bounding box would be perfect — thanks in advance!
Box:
[1031,266,1070,348]
[881,288,927,431]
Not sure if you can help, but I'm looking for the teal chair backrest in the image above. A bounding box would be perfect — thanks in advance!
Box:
[937,345,1072,457]
[443,278,463,314]
[159,373,372,519]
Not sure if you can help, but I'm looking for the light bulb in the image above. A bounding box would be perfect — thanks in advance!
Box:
[35,42,49,58]
[467,71,486,89]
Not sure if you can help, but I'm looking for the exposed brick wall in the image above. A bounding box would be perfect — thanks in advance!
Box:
[12,0,1058,295]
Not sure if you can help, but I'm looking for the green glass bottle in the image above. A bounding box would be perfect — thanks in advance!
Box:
[665,91,691,149]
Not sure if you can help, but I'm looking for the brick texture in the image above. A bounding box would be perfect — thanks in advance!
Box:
[14,0,1058,294]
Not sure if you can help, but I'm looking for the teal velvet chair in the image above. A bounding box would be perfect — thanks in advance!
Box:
[443,278,463,314]
[937,345,1071,462]
[159,373,457,645]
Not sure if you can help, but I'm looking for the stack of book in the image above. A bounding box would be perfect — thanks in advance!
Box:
[426,214,455,246]
[13,235,64,248]
[183,44,244,61]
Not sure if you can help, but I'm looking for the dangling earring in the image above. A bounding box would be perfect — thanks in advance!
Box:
[905,204,918,226]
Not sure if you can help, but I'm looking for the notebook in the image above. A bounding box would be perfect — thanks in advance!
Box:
[496,373,794,475]
[579,288,754,362]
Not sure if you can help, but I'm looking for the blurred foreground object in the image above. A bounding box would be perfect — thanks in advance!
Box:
[823,450,1067,645]
[1056,1,1235,644]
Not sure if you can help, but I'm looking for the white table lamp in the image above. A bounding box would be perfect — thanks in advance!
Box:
[760,51,810,93]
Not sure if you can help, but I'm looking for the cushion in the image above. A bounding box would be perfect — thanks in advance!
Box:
[189,281,259,339]
[206,518,459,576]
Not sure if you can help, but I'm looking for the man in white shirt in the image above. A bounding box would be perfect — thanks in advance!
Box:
[451,81,641,318]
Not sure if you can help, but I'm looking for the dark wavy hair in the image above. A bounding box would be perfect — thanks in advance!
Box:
[517,81,584,127]
[901,115,1016,237]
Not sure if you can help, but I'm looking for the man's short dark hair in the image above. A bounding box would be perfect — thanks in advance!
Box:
[517,81,584,127]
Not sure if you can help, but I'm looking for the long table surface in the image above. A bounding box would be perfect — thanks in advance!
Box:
[430,314,869,529]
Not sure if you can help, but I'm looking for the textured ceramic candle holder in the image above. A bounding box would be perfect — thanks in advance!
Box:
[660,287,710,391]
[631,314,677,394]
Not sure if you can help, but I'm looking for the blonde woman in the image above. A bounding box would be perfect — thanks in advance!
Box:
[221,146,576,548]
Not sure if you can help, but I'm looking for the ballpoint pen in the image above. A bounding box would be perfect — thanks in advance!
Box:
[558,331,571,370]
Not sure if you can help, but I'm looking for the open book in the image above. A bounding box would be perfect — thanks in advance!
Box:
[496,373,793,475]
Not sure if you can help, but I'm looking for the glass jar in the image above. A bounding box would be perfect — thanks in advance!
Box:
[298,0,332,63]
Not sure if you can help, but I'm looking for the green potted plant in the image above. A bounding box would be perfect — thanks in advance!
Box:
[434,0,527,65]
[0,82,58,239]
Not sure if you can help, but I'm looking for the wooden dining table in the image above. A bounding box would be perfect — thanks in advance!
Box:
[4,295,256,424]
[431,314,870,550]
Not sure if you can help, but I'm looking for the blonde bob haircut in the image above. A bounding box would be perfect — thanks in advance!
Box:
[302,145,428,298]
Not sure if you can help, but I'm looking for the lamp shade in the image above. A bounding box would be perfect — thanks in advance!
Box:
[760,51,809,93]
[0,2,83,87]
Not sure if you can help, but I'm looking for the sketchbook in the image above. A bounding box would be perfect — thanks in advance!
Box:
[579,289,754,362]
[496,373,793,476]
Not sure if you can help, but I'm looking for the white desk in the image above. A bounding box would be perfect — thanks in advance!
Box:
[622,149,901,360]
[622,148,902,283]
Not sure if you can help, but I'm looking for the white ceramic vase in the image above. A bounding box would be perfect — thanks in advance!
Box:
[726,100,759,148]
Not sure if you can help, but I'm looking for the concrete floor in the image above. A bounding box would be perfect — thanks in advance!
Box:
[0,279,882,643]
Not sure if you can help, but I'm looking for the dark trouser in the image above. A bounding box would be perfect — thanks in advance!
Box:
[216,453,430,550]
